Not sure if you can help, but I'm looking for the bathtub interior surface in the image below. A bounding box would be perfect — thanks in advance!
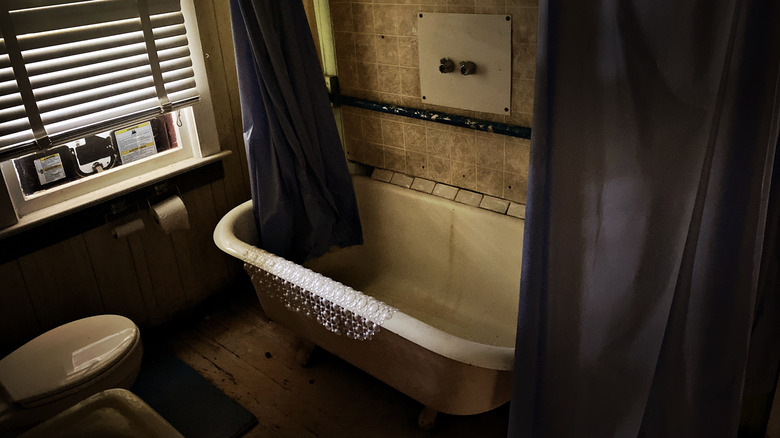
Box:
[305,176,524,348]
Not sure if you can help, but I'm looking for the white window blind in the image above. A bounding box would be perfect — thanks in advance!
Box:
[0,0,199,160]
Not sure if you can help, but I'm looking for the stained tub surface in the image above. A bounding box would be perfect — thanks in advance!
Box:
[214,175,524,416]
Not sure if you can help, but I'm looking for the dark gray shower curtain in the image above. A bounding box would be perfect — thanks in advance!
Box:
[229,0,362,263]
[510,0,780,437]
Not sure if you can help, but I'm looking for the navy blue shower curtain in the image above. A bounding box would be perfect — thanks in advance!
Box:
[229,0,362,263]
[510,0,780,437]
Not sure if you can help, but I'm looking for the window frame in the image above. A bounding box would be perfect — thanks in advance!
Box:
[0,0,223,236]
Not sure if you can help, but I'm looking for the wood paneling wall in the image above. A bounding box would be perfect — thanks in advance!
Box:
[0,0,249,355]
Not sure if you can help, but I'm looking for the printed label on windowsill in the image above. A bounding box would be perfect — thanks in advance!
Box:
[116,121,157,164]
[34,153,66,186]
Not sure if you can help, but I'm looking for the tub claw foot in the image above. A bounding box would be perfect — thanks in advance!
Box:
[295,339,317,367]
[417,406,438,430]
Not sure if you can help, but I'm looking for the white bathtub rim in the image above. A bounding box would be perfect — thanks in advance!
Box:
[382,312,515,370]
[214,199,516,371]
[213,199,255,262]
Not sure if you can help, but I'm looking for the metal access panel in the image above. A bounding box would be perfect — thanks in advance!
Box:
[417,13,512,115]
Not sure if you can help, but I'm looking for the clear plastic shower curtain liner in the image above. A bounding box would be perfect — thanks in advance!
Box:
[509,0,780,437]
[229,0,362,264]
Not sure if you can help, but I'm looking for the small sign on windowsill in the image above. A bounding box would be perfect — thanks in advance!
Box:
[115,121,157,164]
[33,153,67,186]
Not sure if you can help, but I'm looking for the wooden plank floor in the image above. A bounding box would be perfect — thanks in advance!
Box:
[160,282,511,438]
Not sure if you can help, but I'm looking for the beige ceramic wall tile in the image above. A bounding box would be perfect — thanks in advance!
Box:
[338,60,359,88]
[352,3,375,34]
[356,62,379,89]
[385,146,406,172]
[374,5,400,35]
[364,142,385,168]
[371,168,394,183]
[476,166,504,197]
[476,6,508,14]
[451,161,477,191]
[334,32,355,59]
[362,114,383,142]
[411,177,436,194]
[397,6,419,36]
[376,66,401,93]
[507,201,526,219]
[390,172,414,188]
[377,91,403,106]
[355,37,378,62]
[508,0,539,7]
[342,109,362,140]
[512,78,535,114]
[400,67,421,97]
[405,116,426,126]
[474,109,507,121]
[419,4,448,13]
[509,7,538,44]
[480,195,510,214]
[405,151,428,178]
[330,3,353,32]
[350,87,372,100]
[381,119,405,148]
[427,156,452,184]
[476,132,504,169]
[507,111,533,128]
[426,127,453,158]
[454,189,483,206]
[446,5,476,14]
[345,137,365,162]
[398,36,419,67]
[503,171,527,203]
[505,136,530,175]
[513,44,536,80]
[399,95,420,107]
[403,124,426,152]
[377,35,400,65]
[432,183,459,200]
[451,132,476,164]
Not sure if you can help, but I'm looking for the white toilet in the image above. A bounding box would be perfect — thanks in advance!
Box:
[0,315,143,434]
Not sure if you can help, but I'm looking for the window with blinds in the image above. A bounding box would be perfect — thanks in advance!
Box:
[0,0,200,161]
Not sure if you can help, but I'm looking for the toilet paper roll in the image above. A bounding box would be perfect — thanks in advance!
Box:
[112,217,145,239]
[150,195,190,233]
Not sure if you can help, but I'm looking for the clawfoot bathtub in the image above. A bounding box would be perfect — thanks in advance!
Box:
[214,175,523,426]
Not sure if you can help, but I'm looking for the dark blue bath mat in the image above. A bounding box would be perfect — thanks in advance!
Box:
[131,342,257,438]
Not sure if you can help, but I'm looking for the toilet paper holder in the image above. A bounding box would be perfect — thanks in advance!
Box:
[146,183,190,233]
[105,200,143,239]
[104,200,140,224]
[145,182,181,209]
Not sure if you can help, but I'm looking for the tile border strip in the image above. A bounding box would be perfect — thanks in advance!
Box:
[369,168,526,220]
[334,94,532,140]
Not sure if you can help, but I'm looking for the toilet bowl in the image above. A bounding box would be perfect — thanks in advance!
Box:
[0,315,143,434]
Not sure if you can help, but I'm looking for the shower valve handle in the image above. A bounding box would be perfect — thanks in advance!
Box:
[439,58,455,73]
[459,61,477,76]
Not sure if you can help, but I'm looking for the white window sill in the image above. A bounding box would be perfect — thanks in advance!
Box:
[0,150,231,240]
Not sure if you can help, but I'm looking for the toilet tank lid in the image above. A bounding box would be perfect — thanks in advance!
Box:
[0,315,139,406]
